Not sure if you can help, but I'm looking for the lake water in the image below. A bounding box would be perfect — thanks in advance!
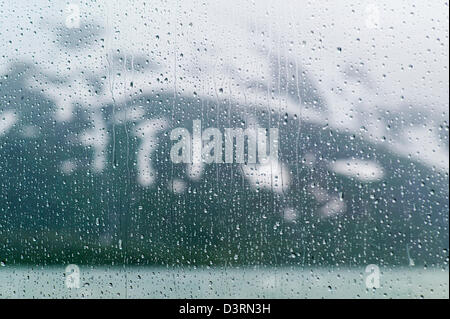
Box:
[1,266,448,298]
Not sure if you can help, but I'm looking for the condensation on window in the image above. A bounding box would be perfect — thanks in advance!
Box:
[0,0,448,298]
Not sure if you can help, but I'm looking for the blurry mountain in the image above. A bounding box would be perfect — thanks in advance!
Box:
[0,61,448,267]
[0,1,448,267]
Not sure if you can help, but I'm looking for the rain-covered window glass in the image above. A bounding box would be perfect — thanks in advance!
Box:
[0,1,448,299]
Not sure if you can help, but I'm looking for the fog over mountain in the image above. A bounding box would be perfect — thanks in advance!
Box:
[0,1,448,266]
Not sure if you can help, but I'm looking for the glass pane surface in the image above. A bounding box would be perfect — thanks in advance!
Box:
[0,0,448,299]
